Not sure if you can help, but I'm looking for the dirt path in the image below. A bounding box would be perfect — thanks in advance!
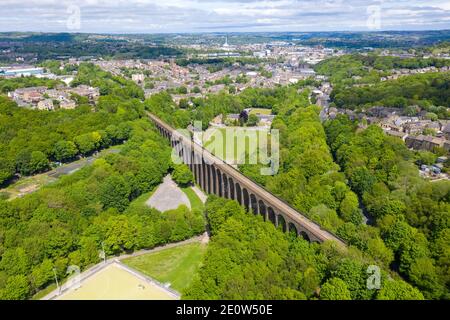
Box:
[191,185,208,204]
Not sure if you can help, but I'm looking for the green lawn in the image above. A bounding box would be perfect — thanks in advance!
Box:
[127,189,156,211]
[249,108,272,116]
[32,268,81,300]
[203,127,271,164]
[181,187,204,212]
[122,242,207,293]
[32,283,58,300]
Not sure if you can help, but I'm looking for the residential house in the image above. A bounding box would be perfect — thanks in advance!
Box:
[37,99,54,111]
[60,100,77,110]
[394,116,419,127]
[443,123,450,140]
[384,130,408,141]
[132,73,145,84]
[405,135,449,152]
[67,85,100,101]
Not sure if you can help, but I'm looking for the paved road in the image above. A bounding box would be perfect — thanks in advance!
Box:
[1,148,121,200]
[318,94,330,122]
[146,175,191,211]
[49,148,120,178]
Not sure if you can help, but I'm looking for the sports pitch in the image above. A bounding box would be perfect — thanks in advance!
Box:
[203,127,271,165]
[57,262,177,300]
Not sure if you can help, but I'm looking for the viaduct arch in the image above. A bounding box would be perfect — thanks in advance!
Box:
[150,113,346,246]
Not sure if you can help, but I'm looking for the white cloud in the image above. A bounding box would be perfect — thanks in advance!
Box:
[0,0,448,32]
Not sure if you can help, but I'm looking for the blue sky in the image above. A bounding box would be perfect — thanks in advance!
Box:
[1,0,449,33]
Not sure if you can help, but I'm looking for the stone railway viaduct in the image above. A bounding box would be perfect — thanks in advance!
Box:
[149,113,346,246]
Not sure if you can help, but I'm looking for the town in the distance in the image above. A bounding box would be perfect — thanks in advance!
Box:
[0,29,449,303]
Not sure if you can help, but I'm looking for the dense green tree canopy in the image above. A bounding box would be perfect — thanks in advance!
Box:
[377,279,424,300]
[0,119,205,299]
[325,115,450,299]
[0,56,447,301]
[184,197,419,300]
[0,64,207,299]
[0,65,143,184]
[315,54,450,118]
[319,278,352,300]
[144,82,447,300]
[172,164,194,187]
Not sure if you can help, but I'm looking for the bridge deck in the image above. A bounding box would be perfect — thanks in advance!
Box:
[148,112,346,247]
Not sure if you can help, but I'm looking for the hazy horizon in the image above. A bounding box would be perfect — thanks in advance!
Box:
[2,28,450,36]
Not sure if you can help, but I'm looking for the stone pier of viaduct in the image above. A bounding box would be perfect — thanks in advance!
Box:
[149,113,346,246]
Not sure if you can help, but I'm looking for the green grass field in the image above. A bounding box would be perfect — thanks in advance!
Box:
[248,108,272,116]
[32,282,59,300]
[122,242,207,293]
[127,189,156,211]
[203,127,271,164]
[181,187,204,211]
